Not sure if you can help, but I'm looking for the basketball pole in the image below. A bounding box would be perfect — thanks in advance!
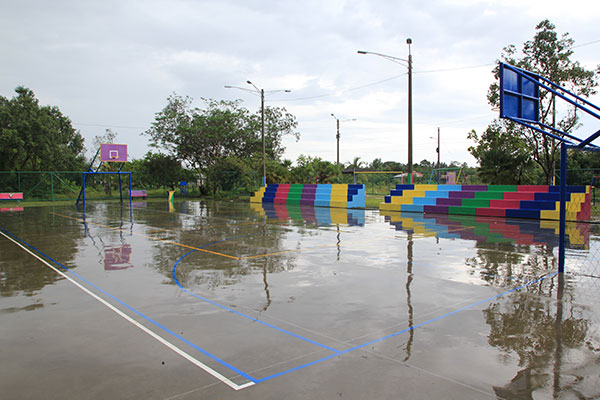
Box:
[118,164,123,205]
[558,142,567,273]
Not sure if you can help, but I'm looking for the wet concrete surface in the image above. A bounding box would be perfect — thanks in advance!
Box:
[0,200,599,399]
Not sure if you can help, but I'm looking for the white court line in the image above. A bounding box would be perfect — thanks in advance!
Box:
[0,230,254,391]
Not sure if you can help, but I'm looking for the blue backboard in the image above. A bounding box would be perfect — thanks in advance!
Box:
[499,63,540,123]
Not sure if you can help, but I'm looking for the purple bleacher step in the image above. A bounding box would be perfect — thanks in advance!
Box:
[449,191,475,199]
[436,198,462,206]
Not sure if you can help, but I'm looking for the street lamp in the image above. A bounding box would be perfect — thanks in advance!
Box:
[358,38,413,182]
[225,82,291,187]
[330,113,357,166]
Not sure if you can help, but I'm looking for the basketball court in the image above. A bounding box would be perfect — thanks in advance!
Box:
[1,200,598,399]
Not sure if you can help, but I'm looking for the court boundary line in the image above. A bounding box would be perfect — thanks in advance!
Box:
[252,270,558,383]
[0,228,254,391]
[172,248,341,353]
[2,213,560,391]
[169,228,559,383]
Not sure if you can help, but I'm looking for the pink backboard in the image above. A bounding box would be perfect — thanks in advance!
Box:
[100,143,128,162]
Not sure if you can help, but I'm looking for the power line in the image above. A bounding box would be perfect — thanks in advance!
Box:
[73,122,147,130]
[271,62,496,103]
[414,62,495,74]
[270,73,407,102]
[572,39,600,49]
[72,62,501,128]
[420,113,494,128]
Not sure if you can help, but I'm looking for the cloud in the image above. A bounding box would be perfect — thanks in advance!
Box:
[1,0,598,164]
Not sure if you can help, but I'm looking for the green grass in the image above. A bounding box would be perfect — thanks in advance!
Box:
[366,194,384,209]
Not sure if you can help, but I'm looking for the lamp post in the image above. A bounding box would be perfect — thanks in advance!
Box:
[225,82,290,187]
[330,114,356,166]
[358,38,413,182]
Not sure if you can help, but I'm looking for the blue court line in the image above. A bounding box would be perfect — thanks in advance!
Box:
[2,224,560,387]
[0,227,257,383]
[253,270,558,383]
[477,271,538,282]
[172,241,340,353]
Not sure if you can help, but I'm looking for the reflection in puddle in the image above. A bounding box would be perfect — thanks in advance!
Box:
[103,245,133,271]
[487,272,599,399]
[1,201,598,397]
[251,202,365,226]
[381,211,589,249]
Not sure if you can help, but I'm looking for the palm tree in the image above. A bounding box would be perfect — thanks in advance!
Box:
[346,157,363,170]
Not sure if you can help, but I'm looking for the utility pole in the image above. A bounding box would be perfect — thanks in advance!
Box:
[224,82,290,187]
[436,127,440,183]
[336,118,340,166]
[358,38,413,182]
[407,38,413,183]
[430,128,441,183]
[330,114,356,167]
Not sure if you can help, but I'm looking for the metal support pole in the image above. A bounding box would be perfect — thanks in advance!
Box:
[118,171,123,204]
[129,172,133,222]
[117,165,123,205]
[407,38,413,184]
[558,142,567,273]
[261,88,266,187]
[82,173,86,209]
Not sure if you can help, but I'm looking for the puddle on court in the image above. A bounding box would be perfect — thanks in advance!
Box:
[1,201,599,398]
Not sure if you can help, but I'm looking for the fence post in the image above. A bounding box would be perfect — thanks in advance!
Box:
[50,172,55,202]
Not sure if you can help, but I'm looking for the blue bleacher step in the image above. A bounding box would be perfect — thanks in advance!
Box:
[400,204,424,213]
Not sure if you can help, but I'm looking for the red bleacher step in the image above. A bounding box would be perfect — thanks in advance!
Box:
[476,208,507,217]
[503,192,535,201]
[489,199,521,209]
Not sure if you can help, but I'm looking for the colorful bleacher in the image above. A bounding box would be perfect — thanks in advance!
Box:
[380,184,591,221]
[251,184,365,209]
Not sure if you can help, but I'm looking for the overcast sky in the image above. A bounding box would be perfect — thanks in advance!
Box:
[1,0,599,167]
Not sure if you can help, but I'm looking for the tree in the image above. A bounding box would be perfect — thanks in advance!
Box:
[483,20,599,184]
[206,155,256,196]
[563,149,600,185]
[144,94,299,180]
[468,121,539,184]
[266,158,293,184]
[418,159,434,169]
[0,86,85,171]
[262,106,300,160]
[382,161,404,171]
[291,155,340,183]
[346,156,364,170]
[369,158,384,170]
[131,152,190,190]
[146,95,253,172]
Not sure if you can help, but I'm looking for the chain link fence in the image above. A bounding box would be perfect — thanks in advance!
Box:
[0,170,261,202]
